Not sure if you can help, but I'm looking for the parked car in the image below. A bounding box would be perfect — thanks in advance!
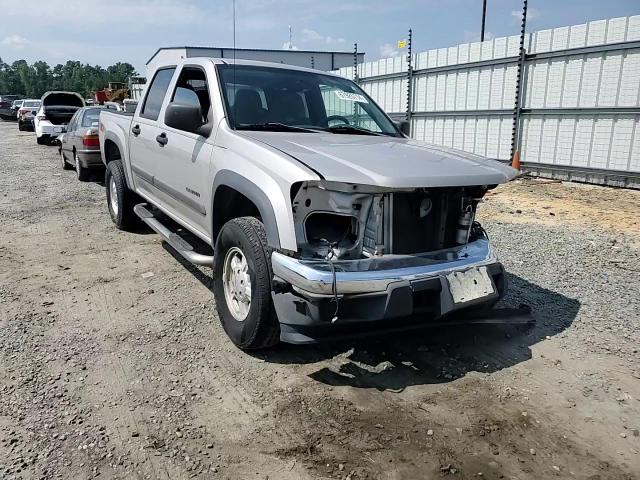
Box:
[99,58,518,350]
[34,91,85,145]
[0,95,21,120]
[11,99,24,117]
[17,100,42,131]
[57,106,102,181]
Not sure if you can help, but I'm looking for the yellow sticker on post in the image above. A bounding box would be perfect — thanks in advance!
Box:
[397,39,407,49]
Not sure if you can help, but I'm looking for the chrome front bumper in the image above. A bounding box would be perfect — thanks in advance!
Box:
[272,239,499,296]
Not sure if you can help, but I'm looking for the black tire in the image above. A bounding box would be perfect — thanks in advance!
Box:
[213,217,280,350]
[18,122,24,131]
[105,160,138,230]
[36,136,48,145]
[74,151,90,181]
[60,150,73,170]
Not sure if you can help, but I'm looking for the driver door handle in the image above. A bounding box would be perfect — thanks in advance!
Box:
[156,132,168,146]
[131,124,141,136]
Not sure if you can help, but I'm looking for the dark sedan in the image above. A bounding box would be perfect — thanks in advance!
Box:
[0,95,21,120]
[58,107,103,181]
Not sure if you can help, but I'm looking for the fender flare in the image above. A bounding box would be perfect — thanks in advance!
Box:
[211,170,281,249]
[102,132,132,189]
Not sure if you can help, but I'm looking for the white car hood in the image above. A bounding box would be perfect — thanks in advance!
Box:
[242,131,518,188]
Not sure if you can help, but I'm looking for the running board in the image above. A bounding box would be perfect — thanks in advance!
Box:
[133,204,214,267]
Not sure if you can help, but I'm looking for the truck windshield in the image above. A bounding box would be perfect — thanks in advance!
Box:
[218,64,400,136]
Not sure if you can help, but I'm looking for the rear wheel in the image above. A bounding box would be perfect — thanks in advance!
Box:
[18,121,24,131]
[75,151,89,181]
[36,136,47,145]
[213,217,280,350]
[105,160,138,230]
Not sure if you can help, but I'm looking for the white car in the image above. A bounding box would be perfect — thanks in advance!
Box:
[34,91,85,145]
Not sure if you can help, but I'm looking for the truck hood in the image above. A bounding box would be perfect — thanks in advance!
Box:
[241,131,518,188]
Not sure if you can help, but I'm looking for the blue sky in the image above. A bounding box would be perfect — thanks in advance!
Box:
[0,0,638,74]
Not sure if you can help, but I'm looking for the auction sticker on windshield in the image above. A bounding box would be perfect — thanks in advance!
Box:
[335,91,369,103]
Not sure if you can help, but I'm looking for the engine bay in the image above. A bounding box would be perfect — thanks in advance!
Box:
[291,181,491,260]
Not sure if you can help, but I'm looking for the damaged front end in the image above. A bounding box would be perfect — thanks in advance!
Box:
[291,181,489,260]
[272,181,512,344]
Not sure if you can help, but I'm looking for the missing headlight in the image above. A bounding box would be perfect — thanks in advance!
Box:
[303,213,359,259]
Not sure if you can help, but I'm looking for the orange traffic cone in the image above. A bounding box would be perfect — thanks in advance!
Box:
[511,150,521,170]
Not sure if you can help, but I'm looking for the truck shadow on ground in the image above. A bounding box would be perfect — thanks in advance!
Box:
[263,274,580,391]
[162,239,580,391]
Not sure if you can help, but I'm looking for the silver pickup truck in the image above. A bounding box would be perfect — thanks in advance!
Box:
[98,57,518,349]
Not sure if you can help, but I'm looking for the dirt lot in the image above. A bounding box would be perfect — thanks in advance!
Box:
[1,119,639,480]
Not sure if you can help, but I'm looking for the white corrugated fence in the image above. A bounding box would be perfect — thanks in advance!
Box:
[334,15,640,188]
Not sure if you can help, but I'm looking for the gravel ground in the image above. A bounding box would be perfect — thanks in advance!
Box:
[0,119,639,480]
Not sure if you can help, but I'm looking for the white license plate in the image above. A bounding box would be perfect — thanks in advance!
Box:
[53,127,62,133]
[446,266,495,304]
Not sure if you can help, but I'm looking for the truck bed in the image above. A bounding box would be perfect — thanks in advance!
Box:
[98,109,135,168]
[102,110,134,117]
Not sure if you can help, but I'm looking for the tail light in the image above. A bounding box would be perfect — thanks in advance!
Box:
[37,115,48,121]
[18,108,29,115]
[82,128,99,147]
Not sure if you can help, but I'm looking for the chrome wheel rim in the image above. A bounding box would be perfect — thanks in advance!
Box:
[222,247,252,321]
[109,176,119,217]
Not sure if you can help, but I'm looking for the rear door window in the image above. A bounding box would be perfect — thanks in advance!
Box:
[67,112,79,132]
[140,68,176,121]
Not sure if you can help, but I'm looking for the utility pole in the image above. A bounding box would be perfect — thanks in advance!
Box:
[480,0,488,42]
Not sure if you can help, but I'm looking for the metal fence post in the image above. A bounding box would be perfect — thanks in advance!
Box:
[510,0,528,161]
[353,43,359,84]
[406,28,414,136]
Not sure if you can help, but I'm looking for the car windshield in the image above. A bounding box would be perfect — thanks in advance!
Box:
[13,100,22,106]
[218,64,399,136]
[81,108,102,127]
[23,101,40,108]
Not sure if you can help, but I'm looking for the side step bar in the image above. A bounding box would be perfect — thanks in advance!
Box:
[133,204,214,267]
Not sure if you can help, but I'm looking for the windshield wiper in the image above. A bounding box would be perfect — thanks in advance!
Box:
[324,125,384,136]
[235,122,317,133]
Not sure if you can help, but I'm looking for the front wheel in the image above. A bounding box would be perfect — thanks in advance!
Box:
[105,160,138,230]
[213,217,280,350]
[36,136,47,145]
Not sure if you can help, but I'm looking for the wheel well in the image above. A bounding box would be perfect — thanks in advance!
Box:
[212,186,261,241]
[104,140,121,164]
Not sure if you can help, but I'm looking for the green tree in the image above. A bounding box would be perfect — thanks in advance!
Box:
[0,59,138,98]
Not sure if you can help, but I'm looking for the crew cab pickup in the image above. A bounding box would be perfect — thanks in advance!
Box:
[99,57,519,349]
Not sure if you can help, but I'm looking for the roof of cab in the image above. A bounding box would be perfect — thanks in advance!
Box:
[163,57,344,78]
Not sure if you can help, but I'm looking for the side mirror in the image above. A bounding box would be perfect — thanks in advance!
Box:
[165,103,209,136]
[395,120,411,136]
